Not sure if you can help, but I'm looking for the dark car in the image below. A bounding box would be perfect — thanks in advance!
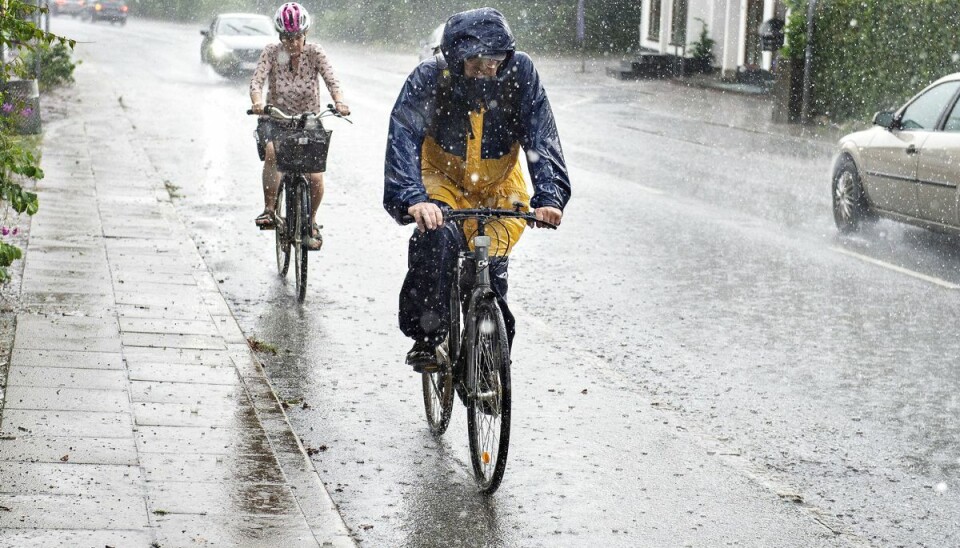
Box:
[87,0,127,25]
[51,0,87,17]
[200,13,275,77]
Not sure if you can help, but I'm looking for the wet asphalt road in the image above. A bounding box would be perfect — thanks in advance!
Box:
[54,16,960,547]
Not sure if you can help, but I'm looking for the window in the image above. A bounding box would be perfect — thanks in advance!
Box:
[670,0,688,46]
[943,93,960,132]
[900,82,960,130]
[648,0,661,41]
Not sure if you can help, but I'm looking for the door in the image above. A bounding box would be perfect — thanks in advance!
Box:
[744,0,764,68]
[917,88,960,226]
[861,81,960,216]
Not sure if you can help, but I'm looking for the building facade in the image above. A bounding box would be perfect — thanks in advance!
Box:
[640,0,788,79]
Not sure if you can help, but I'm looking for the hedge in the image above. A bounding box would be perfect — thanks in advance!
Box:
[808,0,960,122]
[128,0,642,54]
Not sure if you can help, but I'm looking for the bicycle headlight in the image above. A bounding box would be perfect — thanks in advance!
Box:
[210,40,233,59]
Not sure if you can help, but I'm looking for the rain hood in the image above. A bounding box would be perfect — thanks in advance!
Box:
[383,8,571,224]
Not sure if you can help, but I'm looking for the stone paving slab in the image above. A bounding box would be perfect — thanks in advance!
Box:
[0,494,148,529]
[128,362,240,385]
[20,277,113,295]
[123,347,233,367]
[10,349,123,370]
[213,315,248,344]
[140,452,285,484]
[16,314,120,338]
[114,270,198,286]
[0,529,154,548]
[134,401,259,428]
[0,410,133,438]
[0,462,142,497]
[0,435,138,465]
[135,426,273,455]
[3,386,129,413]
[121,332,227,351]
[120,317,221,336]
[116,303,214,321]
[153,514,320,548]
[147,481,299,516]
[130,381,244,405]
[6,367,127,390]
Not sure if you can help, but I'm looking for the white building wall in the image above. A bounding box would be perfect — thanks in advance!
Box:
[637,0,780,77]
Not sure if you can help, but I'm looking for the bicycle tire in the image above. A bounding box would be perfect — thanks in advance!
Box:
[466,298,511,494]
[275,182,290,277]
[294,180,310,302]
[422,270,460,435]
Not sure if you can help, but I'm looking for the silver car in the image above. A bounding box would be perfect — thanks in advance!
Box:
[833,72,960,234]
[201,13,275,77]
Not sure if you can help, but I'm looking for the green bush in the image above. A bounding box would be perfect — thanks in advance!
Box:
[18,42,79,91]
[807,0,960,122]
[0,1,75,282]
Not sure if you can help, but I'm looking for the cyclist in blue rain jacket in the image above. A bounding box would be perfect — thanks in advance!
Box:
[383,7,571,372]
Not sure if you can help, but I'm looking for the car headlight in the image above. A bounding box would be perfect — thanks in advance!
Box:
[210,40,233,59]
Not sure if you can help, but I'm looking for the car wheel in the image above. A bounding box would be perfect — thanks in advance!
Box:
[832,155,868,233]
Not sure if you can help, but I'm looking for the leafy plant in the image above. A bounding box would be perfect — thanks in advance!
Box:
[0,1,76,282]
[17,42,79,91]
[689,18,715,65]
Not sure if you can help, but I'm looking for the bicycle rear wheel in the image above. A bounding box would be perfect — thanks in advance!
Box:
[466,298,511,494]
[422,271,461,435]
[275,183,290,277]
[294,179,310,302]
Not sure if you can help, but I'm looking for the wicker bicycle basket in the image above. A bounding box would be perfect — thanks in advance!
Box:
[276,128,333,173]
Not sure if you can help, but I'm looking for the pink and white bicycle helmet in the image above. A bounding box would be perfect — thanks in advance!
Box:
[274,2,311,34]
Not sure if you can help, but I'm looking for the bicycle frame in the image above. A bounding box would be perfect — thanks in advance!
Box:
[248,103,350,301]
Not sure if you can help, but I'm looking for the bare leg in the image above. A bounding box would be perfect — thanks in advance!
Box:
[308,172,324,228]
[261,143,281,211]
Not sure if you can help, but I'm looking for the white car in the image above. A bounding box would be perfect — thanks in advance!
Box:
[833,72,960,234]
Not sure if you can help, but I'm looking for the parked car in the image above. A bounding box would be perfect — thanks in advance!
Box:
[418,23,444,62]
[87,0,127,24]
[201,13,275,78]
[51,0,87,17]
[832,72,960,235]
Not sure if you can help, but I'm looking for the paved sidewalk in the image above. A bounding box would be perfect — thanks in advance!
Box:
[0,84,354,546]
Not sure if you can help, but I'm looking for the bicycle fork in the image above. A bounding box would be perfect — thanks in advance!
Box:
[462,235,499,409]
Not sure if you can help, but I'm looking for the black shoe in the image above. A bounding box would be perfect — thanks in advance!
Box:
[406,340,439,373]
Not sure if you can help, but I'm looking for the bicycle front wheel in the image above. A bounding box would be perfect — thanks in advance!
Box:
[275,183,290,277]
[294,180,310,302]
[466,298,511,494]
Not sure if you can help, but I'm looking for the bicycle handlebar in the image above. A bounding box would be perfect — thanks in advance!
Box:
[246,104,352,124]
[401,207,558,229]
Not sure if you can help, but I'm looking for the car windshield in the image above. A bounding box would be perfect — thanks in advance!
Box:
[217,17,273,36]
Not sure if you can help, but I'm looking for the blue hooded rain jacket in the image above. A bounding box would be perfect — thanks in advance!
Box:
[383,7,571,255]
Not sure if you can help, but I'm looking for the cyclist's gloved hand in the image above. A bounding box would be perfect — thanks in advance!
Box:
[531,206,562,228]
[408,201,443,232]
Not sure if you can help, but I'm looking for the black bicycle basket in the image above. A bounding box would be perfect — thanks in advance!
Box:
[276,127,333,173]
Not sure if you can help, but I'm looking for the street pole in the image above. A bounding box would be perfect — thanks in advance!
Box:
[800,0,817,124]
[35,0,42,77]
[577,0,585,72]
